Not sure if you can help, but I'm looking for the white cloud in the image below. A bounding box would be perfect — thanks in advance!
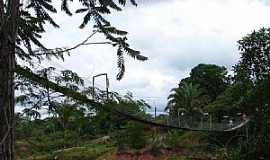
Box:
[30,0,270,111]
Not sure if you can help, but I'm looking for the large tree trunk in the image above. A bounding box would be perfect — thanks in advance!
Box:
[0,38,15,160]
[0,0,19,159]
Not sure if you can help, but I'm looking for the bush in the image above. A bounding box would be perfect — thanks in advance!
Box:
[165,131,184,148]
[128,123,146,149]
[150,135,164,156]
[115,123,146,150]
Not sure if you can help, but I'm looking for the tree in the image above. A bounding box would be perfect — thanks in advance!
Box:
[207,82,251,117]
[16,66,86,117]
[234,27,270,115]
[189,64,229,101]
[0,0,147,159]
[92,91,150,134]
[244,77,270,160]
[236,27,270,83]
[211,28,270,159]
[166,82,208,117]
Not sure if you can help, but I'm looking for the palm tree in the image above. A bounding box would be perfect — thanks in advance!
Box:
[165,82,208,117]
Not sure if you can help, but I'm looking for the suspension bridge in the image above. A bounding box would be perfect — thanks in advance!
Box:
[113,107,250,132]
[16,64,250,133]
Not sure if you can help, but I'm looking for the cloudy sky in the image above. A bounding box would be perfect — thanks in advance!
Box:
[37,0,270,112]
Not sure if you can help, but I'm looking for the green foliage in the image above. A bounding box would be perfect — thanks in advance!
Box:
[167,64,229,117]
[189,64,229,101]
[115,123,146,150]
[25,144,113,160]
[207,82,251,115]
[114,91,151,115]
[246,76,270,115]
[13,11,270,160]
[126,123,146,149]
[208,28,270,159]
[154,114,169,123]
[166,131,207,149]
[114,129,126,150]
[91,92,150,134]
[179,132,206,148]
[14,1,147,145]
[16,110,117,159]
[165,131,184,148]
[237,77,270,160]
[92,107,119,134]
[237,27,270,82]
[150,135,164,156]
[52,145,112,160]
[16,111,95,153]
[215,146,243,160]
[150,142,162,157]
[166,82,208,117]
[13,0,147,80]
[233,29,270,158]
[228,148,243,160]
[16,66,86,118]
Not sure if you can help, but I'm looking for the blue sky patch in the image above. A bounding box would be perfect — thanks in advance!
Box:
[263,0,270,5]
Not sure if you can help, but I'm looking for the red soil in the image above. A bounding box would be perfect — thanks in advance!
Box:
[112,148,212,160]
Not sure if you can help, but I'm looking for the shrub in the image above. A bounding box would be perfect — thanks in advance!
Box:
[150,135,164,156]
[115,123,146,150]
[127,123,146,149]
[165,131,184,148]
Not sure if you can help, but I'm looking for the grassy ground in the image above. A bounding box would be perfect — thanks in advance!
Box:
[166,156,190,160]
[16,131,216,160]
[17,143,114,160]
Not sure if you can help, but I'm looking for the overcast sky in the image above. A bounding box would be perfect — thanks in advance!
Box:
[34,0,270,112]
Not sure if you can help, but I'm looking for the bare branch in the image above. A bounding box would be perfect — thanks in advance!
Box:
[58,30,99,53]
[83,42,112,45]
[34,30,101,56]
